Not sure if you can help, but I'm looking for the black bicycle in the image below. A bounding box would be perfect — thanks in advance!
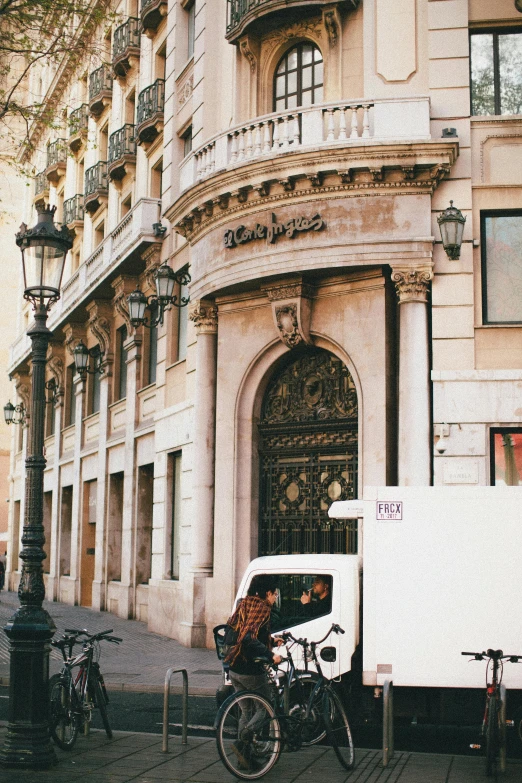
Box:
[462,648,522,776]
[215,624,354,779]
[49,628,121,750]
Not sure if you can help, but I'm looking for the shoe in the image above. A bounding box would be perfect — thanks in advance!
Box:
[231,741,252,771]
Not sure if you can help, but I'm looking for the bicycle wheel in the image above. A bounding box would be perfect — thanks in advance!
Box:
[486,694,499,777]
[323,688,355,770]
[216,691,282,780]
[93,677,112,738]
[49,673,79,750]
[289,674,325,745]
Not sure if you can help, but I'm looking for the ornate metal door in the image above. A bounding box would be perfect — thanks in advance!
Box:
[259,349,358,556]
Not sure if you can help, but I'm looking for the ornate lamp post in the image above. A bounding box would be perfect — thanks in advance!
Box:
[127,263,190,328]
[0,204,72,769]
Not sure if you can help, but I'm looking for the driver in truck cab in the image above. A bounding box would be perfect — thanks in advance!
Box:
[300,575,332,618]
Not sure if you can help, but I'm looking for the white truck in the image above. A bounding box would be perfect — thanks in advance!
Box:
[228,486,522,726]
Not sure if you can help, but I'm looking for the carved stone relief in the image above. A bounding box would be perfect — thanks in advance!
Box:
[391,265,433,304]
[111,275,138,332]
[189,300,218,335]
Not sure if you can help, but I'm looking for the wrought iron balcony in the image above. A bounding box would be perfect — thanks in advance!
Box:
[63,194,85,227]
[112,17,140,77]
[45,139,67,183]
[34,171,49,203]
[68,104,89,153]
[141,0,168,36]
[84,161,108,214]
[108,124,137,181]
[89,65,113,117]
[136,79,165,146]
[226,0,360,43]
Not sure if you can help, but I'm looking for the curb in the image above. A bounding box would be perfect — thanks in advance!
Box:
[0,675,216,697]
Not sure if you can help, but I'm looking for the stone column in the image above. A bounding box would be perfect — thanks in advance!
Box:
[188,300,218,575]
[391,265,433,486]
[85,300,114,612]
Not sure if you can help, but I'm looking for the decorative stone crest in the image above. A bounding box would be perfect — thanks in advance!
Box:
[262,278,314,349]
[63,322,86,357]
[86,300,114,373]
[189,300,218,335]
[12,372,31,422]
[391,265,433,304]
[46,343,65,405]
[141,243,163,292]
[178,74,193,110]
[239,36,257,73]
[323,5,341,48]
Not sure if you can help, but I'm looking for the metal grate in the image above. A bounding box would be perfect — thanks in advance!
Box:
[109,124,137,163]
[137,79,165,126]
[113,17,140,60]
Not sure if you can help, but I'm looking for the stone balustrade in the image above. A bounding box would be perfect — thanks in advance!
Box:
[180,96,431,191]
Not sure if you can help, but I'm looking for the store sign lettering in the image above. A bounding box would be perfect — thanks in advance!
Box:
[224,212,325,249]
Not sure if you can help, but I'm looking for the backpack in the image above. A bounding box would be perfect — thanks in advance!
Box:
[213,623,238,661]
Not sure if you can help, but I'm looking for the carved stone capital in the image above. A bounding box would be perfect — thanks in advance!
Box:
[391,265,433,304]
[140,242,163,293]
[111,274,138,332]
[46,342,65,405]
[239,35,257,73]
[189,300,218,335]
[63,322,86,357]
[12,372,31,421]
[86,300,114,373]
[322,4,341,48]
[262,277,313,349]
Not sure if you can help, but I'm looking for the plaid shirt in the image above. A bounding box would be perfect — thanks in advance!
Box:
[224,595,271,668]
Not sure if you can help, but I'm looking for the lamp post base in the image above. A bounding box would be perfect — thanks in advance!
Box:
[0,605,57,769]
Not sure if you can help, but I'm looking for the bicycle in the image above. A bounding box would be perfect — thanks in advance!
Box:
[215,623,354,779]
[49,627,121,750]
[462,648,522,776]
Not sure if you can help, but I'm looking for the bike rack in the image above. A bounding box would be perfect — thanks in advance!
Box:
[382,679,394,768]
[163,667,188,752]
[500,683,507,774]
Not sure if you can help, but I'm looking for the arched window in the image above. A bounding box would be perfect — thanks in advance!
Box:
[273,43,323,112]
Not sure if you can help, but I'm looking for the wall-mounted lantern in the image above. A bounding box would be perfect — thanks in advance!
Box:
[127,263,190,329]
[437,201,466,260]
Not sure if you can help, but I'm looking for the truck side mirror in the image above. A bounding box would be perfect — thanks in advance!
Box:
[320,646,337,662]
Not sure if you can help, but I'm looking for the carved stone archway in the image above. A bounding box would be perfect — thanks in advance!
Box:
[258,346,358,555]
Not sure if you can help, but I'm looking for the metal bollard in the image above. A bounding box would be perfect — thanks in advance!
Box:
[383,679,394,768]
[163,667,188,752]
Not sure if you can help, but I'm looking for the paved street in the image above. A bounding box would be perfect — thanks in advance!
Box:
[0,726,521,783]
[0,590,222,695]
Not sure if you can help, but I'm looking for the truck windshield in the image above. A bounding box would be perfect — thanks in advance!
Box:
[248,573,333,632]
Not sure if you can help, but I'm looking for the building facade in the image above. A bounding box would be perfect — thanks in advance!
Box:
[5,0,522,646]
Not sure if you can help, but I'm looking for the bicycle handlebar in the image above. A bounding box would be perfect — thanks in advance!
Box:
[278,623,345,648]
[461,650,522,661]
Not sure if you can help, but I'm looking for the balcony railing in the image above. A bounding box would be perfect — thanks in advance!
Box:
[108,124,137,180]
[109,124,137,163]
[63,194,85,225]
[69,104,89,137]
[85,161,108,196]
[226,0,359,41]
[136,79,165,144]
[46,139,67,169]
[141,0,167,35]
[89,65,113,115]
[112,17,140,76]
[137,78,165,126]
[179,96,431,190]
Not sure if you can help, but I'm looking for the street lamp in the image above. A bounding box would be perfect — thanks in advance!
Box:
[3,401,26,426]
[127,264,190,328]
[437,201,466,260]
[0,204,72,769]
[73,340,104,379]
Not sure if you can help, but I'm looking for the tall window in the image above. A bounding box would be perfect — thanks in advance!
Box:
[273,43,323,111]
[481,211,522,323]
[148,305,158,385]
[491,429,522,485]
[470,30,522,116]
[117,325,128,399]
[187,1,195,60]
[169,452,182,579]
[182,126,192,158]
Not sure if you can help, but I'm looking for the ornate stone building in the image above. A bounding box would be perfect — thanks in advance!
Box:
[6,0,522,646]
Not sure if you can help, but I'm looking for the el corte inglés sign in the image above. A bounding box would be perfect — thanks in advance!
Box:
[224,212,325,248]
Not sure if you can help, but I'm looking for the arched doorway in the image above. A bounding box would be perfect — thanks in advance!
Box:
[258,347,358,556]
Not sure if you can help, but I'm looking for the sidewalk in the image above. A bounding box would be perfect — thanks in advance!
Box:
[0,591,222,695]
[0,725,521,783]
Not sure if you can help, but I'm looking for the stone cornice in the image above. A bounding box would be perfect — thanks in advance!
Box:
[165,140,459,244]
